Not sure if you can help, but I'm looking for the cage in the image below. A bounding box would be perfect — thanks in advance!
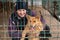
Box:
[0,0,60,40]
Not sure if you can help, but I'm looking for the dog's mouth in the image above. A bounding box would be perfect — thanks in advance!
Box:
[29,25,36,31]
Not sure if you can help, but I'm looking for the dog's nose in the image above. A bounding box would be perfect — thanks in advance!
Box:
[30,25,33,27]
[30,25,35,30]
[30,25,35,28]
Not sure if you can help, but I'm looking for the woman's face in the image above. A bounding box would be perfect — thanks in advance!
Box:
[16,9,26,17]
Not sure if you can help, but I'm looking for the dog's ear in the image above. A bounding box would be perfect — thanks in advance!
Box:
[35,16,40,19]
[35,16,40,21]
[26,14,31,19]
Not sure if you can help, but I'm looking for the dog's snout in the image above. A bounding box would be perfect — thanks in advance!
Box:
[30,25,35,28]
[30,25,33,27]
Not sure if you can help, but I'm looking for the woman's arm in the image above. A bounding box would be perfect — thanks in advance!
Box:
[8,17,19,37]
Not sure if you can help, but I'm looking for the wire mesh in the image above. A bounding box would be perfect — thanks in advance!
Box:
[0,0,60,40]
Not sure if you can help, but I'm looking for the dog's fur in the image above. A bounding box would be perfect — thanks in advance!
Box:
[21,15,43,40]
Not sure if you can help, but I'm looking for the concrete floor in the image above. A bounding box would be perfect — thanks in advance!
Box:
[0,6,60,40]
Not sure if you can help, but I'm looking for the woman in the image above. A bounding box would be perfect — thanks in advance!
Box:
[8,1,35,40]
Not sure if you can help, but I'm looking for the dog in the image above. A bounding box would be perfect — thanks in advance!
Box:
[21,15,43,40]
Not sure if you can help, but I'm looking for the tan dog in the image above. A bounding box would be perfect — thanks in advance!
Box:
[21,15,43,40]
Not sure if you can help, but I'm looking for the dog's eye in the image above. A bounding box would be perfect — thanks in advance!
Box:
[30,21,31,22]
[34,21,36,22]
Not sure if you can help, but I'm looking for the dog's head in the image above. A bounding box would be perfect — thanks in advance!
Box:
[27,15,42,27]
[26,15,43,31]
